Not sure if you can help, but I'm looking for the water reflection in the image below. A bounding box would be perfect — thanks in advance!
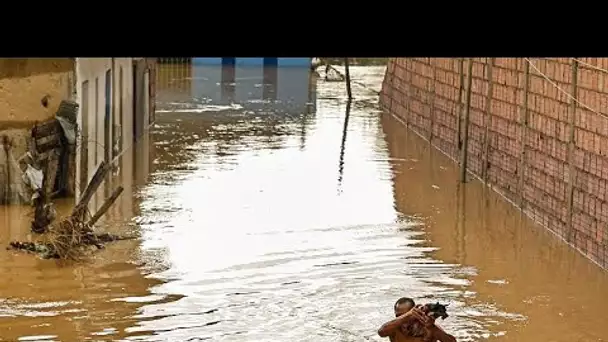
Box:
[127,65,511,341]
[0,127,155,341]
[154,63,318,174]
[455,183,467,264]
[382,112,608,341]
[337,100,352,192]
[2,63,607,341]
[158,63,317,115]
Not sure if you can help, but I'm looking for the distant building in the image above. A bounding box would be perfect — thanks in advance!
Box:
[190,58,315,115]
[192,58,311,68]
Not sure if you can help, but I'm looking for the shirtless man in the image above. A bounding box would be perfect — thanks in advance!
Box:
[377,297,457,342]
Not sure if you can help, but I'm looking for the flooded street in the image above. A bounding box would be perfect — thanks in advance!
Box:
[1,63,608,341]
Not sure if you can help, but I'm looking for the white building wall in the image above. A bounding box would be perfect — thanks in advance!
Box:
[75,58,134,201]
[143,71,150,131]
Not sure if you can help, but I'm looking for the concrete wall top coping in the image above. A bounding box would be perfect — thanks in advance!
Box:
[0,58,74,79]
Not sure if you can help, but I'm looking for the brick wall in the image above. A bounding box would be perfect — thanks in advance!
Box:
[380,57,608,269]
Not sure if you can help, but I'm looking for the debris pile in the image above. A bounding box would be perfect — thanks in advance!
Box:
[9,160,129,260]
[6,100,132,260]
[0,100,79,205]
[324,65,346,82]
[27,100,78,200]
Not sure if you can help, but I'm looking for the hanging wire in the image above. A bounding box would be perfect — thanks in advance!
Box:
[572,58,608,75]
[524,57,608,121]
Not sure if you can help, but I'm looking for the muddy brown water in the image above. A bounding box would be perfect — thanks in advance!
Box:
[0,65,607,341]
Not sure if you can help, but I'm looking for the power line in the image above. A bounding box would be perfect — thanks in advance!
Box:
[524,58,608,121]
[571,58,608,75]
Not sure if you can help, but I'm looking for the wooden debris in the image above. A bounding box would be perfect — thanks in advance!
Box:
[88,186,124,226]
[71,161,110,219]
[8,232,135,259]
[11,160,129,260]
[8,241,58,259]
[2,135,11,203]
[8,98,125,261]
[31,164,54,233]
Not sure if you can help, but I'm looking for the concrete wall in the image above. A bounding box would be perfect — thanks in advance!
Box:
[133,58,152,144]
[0,58,73,125]
[380,58,608,269]
[146,58,157,125]
[75,58,134,201]
[0,58,74,204]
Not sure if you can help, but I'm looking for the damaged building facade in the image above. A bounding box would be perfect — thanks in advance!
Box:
[0,59,76,204]
[74,58,156,201]
[0,58,156,207]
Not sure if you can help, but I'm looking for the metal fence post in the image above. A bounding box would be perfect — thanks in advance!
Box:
[482,58,495,183]
[518,59,531,208]
[459,58,474,183]
[566,58,579,243]
[429,59,437,143]
[456,58,465,152]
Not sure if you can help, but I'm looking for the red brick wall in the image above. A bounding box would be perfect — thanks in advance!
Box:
[380,57,608,269]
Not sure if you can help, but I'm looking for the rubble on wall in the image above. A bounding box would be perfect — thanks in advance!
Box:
[10,159,131,260]
[3,99,132,260]
[29,100,78,198]
[0,130,29,204]
[322,65,346,82]
[0,100,78,205]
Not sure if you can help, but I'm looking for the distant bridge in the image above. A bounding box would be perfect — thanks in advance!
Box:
[155,58,317,115]
[157,58,313,68]
[192,58,312,68]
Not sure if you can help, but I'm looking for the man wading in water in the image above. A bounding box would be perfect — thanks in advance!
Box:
[377,297,457,342]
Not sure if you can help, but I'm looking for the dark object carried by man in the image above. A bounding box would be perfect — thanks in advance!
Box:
[406,302,450,340]
[378,297,457,342]
[423,302,449,320]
